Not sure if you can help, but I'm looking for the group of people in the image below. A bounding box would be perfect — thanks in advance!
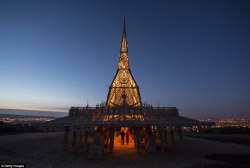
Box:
[120,129,130,145]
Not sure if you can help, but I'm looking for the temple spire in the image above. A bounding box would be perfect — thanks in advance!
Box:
[106,19,142,107]
[120,18,128,53]
[123,17,126,33]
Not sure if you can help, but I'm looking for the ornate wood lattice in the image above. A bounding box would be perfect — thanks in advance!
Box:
[106,20,142,107]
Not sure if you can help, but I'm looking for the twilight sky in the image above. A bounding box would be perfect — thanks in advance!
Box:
[0,0,250,119]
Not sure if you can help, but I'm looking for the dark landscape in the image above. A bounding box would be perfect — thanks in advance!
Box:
[1,131,250,168]
[1,0,250,168]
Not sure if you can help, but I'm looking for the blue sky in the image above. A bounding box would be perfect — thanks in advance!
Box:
[0,0,250,119]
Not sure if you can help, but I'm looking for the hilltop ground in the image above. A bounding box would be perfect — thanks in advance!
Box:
[0,132,250,168]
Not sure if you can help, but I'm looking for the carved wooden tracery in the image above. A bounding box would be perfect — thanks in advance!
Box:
[106,22,142,107]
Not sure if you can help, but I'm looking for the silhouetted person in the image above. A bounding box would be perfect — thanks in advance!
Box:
[120,130,125,145]
[126,129,130,145]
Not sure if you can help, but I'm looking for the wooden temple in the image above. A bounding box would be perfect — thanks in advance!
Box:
[47,20,214,158]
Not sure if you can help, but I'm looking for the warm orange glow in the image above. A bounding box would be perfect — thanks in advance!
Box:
[113,128,134,149]
[106,28,141,107]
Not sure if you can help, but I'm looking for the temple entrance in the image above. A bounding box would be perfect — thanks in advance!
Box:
[112,127,136,155]
[114,127,134,147]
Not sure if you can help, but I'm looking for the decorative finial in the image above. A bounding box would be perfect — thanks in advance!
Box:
[123,17,126,33]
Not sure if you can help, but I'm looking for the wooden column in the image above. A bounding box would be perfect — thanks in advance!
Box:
[134,127,141,154]
[72,128,77,147]
[79,128,83,146]
[170,129,174,141]
[153,126,156,139]
[63,126,69,151]
[160,129,164,154]
[145,126,157,154]
[109,127,115,153]
[134,130,137,149]
[84,128,89,149]
[163,130,167,143]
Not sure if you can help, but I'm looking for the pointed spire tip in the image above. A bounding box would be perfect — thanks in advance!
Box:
[123,17,126,33]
